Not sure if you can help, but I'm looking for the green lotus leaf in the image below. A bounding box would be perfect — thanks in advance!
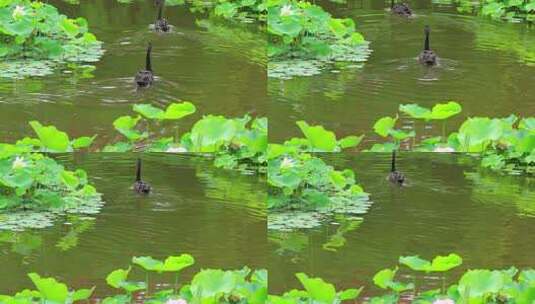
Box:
[72,287,95,301]
[399,104,432,120]
[399,256,432,272]
[338,135,364,149]
[133,104,165,120]
[29,121,70,152]
[28,273,69,303]
[132,256,163,272]
[106,267,131,289]
[430,101,462,120]
[373,116,397,138]
[295,273,337,303]
[71,136,96,149]
[296,121,337,152]
[163,102,197,120]
[430,253,463,272]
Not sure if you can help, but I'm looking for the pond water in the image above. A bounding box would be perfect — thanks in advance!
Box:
[0,153,267,296]
[269,153,535,296]
[268,0,535,144]
[0,0,266,144]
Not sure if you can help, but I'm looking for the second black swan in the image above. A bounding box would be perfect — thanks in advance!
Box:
[154,0,170,32]
[134,43,154,87]
[391,0,412,17]
[418,25,437,66]
[133,159,151,194]
[387,151,405,186]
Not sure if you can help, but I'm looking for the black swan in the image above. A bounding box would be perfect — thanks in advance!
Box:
[154,0,170,32]
[391,0,412,17]
[387,151,405,185]
[134,43,154,87]
[133,159,151,194]
[418,25,437,66]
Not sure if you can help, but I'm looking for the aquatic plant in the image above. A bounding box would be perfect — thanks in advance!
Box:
[2,253,534,303]
[104,103,267,172]
[370,101,534,175]
[0,0,103,79]
[453,0,535,22]
[268,151,368,210]
[0,254,266,304]
[0,123,103,230]
[187,0,267,23]
[370,115,415,152]
[268,272,362,304]
[267,0,365,59]
[268,123,370,229]
[267,0,371,78]
[277,121,364,153]
[102,0,266,23]
[0,152,104,231]
[0,273,94,303]
[268,253,535,304]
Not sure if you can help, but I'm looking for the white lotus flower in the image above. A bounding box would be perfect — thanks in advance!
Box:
[433,299,455,304]
[12,156,28,170]
[280,4,295,17]
[165,299,187,304]
[280,157,296,169]
[433,146,455,153]
[12,5,26,20]
[166,146,188,153]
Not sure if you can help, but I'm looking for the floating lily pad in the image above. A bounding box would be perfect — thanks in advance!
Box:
[0,194,104,231]
[268,43,372,79]
[268,195,372,231]
[0,2,104,79]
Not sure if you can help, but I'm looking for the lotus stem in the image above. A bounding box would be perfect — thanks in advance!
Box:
[413,275,417,296]
[174,273,179,294]
[146,272,150,297]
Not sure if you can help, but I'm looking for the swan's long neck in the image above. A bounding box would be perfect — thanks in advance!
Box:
[424,29,430,51]
[391,151,396,172]
[146,44,152,71]
[157,1,163,20]
[136,159,142,181]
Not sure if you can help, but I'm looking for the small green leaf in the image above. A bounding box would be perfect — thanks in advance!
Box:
[296,121,337,151]
[163,102,197,120]
[28,273,69,303]
[72,135,96,149]
[430,253,463,272]
[72,287,95,301]
[295,273,337,303]
[338,287,363,300]
[373,116,397,137]
[106,267,131,289]
[430,101,462,120]
[338,135,364,149]
[61,170,80,189]
[399,104,432,120]
[133,104,164,120]
[29,121,70,152]
[399,256,432,272]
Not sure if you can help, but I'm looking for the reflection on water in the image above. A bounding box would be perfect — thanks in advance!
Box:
[269,0,535,144]
[0,0,266,143]
[269,153,535,295]
[0,153,267,295]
